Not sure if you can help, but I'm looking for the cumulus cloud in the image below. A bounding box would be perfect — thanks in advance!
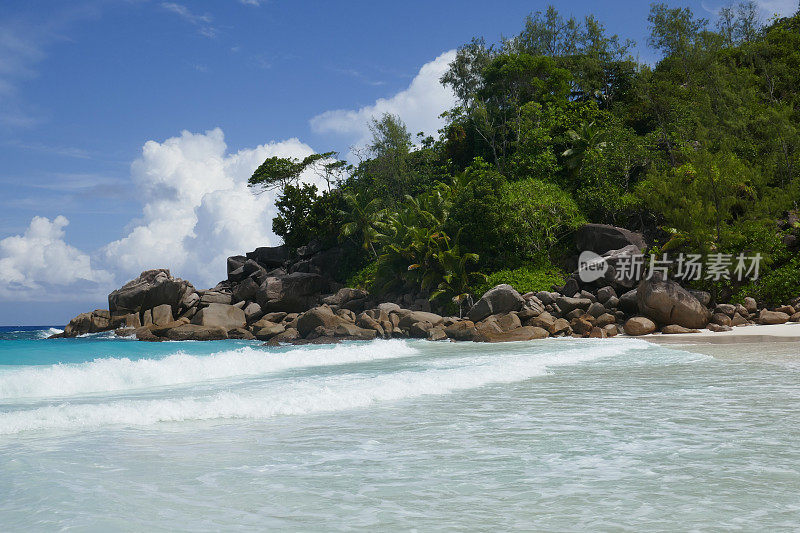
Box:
[0,216,113,301]
[101,128,323,288]
[310,50,457,154]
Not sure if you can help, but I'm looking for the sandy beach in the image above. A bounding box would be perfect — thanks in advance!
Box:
[641,322,800,345]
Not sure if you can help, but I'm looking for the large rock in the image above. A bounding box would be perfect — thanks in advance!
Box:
[151,304,173,326]
[624,317,656,336]
[256,272,329,312]
[758,309,790,325]
[576,224,646,255]
[164,324,228,341]
[232,277,260,303]
[555,297,592,314]
[477,326,549,343]
[397,310,444,329]
[108,269,194,316]
[246,245,288,268]
[467,284,525,322]
[296,306,345,337]
[200,291,232,305]
[191,304,246,330]
[637,278,710,329]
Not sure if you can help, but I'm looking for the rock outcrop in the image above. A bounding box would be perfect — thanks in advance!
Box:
[637,278,710,329]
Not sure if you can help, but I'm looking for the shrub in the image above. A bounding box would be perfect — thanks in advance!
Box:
[732,257,800,306]
[473,263,566,297]
[345,261,379,290]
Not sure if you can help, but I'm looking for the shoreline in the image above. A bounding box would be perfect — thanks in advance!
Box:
[635,322,800,345]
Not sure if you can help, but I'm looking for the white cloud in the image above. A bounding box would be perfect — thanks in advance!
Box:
[754,0,797,17]
[101,128,323,289]
[160,2,216,38]
[310,50,457,154]
[703,0,797,17]
[0,216,113,301]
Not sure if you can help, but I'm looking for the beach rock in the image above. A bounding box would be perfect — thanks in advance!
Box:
[334,323,378,340]
[407,321,434,338]
[708,323,733,332]
[576,224,646,254]
[256,272,329,312]
[775,305,796,316]
[758,309,790,325]
[467,284,524,322]
[495,313,521,332]
[618,289,639,314]
[714,304,736,318]
[477,326,549,343]
[133,326,162,342]
[164,324,228,341]
[624,317,656,336]
[731,313,749,327]
[123,313,141,329]
[603,324,619,337]
[595,313,616,327]
[743,297,758,313]
[397,311,444,329]
[323,288,369,307]
[246,245,288,268]
[252,321,285,340]
[266,327,300,345]
[427,326,448,341]
[200,291,232,306]
[108,269,194,316]
[528,311,555,330]
[232,278,260,304]
[151,304,173,326]
[191,303,246,330]
[550,318,571,336]
[296,306,345,337]
[596,286,617,304]
[587,302,606,318]
[444,321,477,341]
[637,278,710,329]
[243,302,263,323]
[227,328,255,340]
[688,290,712,308]
[570,316,594,335]
[790,312,800,323]
[661,324,700,334]
[556,297,592,314]
[711,313,732,327]
[559,278,580,298]
[589,327,607,339]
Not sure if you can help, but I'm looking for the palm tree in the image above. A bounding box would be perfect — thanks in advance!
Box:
[562,121,608,171]
[340,191,385,257]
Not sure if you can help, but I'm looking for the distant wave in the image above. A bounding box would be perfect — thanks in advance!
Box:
[0,339,662,435]
[0,340,419,400]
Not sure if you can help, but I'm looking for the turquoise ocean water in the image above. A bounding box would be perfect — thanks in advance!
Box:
[1,326,799,531]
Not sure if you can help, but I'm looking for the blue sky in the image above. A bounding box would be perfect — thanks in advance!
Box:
[0,0,797,325]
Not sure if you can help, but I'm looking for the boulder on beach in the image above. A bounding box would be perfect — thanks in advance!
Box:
[624,317,656,336]
[467,284,524,322]
[108,269,193,316]
[191,303,246,330]
[637,278,710,329]
[757,309,790,325]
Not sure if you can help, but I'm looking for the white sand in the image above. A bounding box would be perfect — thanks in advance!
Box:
[641,322,800,344]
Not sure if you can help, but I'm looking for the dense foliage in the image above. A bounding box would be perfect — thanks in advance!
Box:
[250,2,800,309]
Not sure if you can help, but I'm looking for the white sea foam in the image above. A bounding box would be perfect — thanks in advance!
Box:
[0,339,655,435]
[0,340,418,400]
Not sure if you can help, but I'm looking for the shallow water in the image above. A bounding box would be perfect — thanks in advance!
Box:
[1,327,799,531]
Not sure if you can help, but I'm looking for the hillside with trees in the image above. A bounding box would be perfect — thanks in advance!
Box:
[248,2,800,314]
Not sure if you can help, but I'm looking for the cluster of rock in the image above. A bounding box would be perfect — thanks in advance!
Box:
[52,224,800,343]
